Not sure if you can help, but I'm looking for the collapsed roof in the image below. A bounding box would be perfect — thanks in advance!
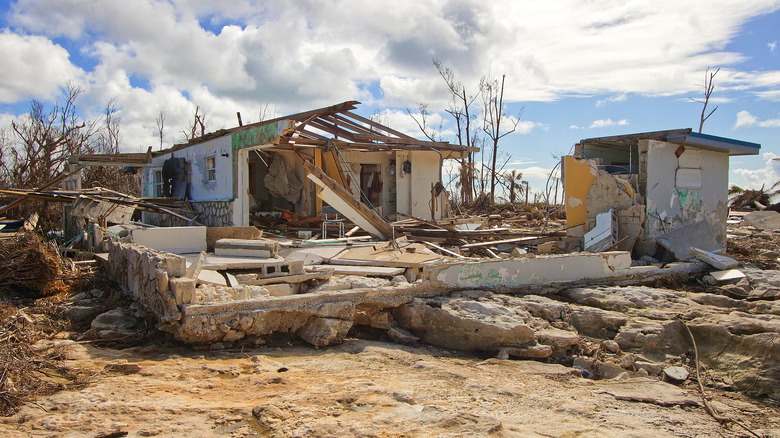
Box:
[76,101,478,167]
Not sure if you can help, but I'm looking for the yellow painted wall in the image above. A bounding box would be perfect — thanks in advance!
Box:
[563,155,597,227]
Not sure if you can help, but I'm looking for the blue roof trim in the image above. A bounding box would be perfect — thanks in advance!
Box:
[665,132,761,156]
[686,132,761,150]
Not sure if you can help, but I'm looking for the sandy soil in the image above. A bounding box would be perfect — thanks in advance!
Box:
[1,338,778,438]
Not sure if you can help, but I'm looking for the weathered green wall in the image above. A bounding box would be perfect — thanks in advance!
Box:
[231,124,278,150]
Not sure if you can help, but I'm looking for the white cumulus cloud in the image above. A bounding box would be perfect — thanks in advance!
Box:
[734,110,780,128]
[732,152,780,190]
[589,118,629,128]
[0,31,83,103]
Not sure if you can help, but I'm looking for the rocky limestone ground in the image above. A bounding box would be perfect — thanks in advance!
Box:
[1,267,779,437]
[1,339,778,438]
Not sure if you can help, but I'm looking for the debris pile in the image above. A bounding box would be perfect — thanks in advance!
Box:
[0,304,84,415]
[0,232,74,297]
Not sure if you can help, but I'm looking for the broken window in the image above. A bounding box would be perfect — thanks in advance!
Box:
[153,169,164,197]
[205,155,216,182]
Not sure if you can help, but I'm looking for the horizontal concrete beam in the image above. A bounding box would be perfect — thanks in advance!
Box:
[432,252,632,291]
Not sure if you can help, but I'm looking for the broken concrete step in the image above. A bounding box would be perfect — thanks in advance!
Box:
[195,255,304,277]
[214,238,279,258]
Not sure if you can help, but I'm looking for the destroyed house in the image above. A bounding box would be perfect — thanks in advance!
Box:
[75,101,476,228]
[562,129,760,258]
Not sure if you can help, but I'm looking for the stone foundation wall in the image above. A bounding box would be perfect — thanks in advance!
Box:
[191,201,233,227]
[143,200,234,227]
[106,240,188,327]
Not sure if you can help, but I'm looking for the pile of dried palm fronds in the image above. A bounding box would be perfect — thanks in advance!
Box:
[0,231,74,297]
[729,182,780,211]
[0,303,84,415]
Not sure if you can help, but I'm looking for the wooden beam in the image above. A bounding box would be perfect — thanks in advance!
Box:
[419,241,469,259]
[304,161,394,240]
[461,236,556,249]
[343,110,417,140]
[0,167,81,216]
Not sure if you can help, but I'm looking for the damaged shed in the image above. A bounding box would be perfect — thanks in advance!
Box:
[563,129,761,258]
[74,101,475,229]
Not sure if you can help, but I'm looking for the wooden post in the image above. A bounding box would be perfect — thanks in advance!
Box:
[430,183,436,220]
[524,181,529,206]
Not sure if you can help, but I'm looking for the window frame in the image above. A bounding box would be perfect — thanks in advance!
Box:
[153,169,164,196]
[205,155,216,183]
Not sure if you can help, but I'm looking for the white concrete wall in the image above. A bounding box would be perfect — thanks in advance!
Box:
[643,140,729,246]
[145,136,234,201]
[395,150,444,220]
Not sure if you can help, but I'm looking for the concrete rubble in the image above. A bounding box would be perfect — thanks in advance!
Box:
[83,196,780,406]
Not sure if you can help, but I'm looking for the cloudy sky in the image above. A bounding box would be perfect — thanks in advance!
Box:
[1,0,779,196]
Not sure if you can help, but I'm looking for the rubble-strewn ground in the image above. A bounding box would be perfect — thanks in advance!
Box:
[1,338,779,438]
[1,220,779,437]
[2,271,780,437]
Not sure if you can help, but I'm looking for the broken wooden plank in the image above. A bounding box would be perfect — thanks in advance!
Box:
[395,212,450,230]
[306,265,405,276]
[485,249,501,259]
[419,241,469,259]
[242,271,332,285]
[461,236,556,249]
[688,247,739,270]
[0,167,81,216]
[344,225,360,237]
[304,161,394,239]
[329,243,442,268]
[304,235,373,244]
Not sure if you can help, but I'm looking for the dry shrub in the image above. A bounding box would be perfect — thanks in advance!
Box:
[0,232,73,297]
[0,304,85,416]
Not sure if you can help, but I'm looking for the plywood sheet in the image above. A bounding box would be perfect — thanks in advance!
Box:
[330,242,442,268]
